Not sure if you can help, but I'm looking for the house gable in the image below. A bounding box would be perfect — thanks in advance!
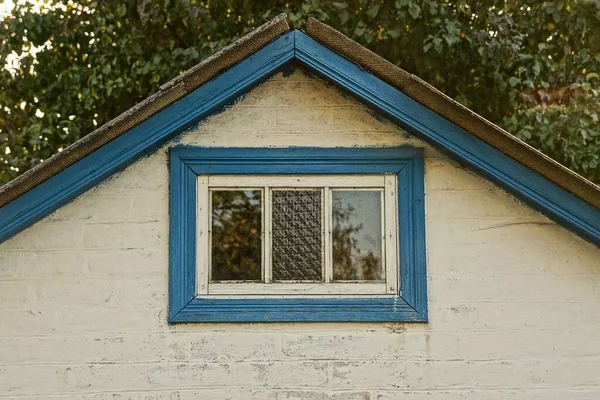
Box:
[0,25,598,247]
[1,68,599,397]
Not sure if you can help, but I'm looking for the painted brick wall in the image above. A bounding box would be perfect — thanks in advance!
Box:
[1,70,599,399]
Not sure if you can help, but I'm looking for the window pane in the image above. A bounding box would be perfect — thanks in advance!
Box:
[332,190,383,281]
[272,190,323,281]
[211,190,262,281]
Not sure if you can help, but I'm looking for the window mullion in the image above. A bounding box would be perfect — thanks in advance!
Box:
[323,186,332,283]
[264,186,272,283]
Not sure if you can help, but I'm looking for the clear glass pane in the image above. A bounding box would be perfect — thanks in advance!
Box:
[211,190,262,281]
[332,190,383,281]
[271,190,323,281]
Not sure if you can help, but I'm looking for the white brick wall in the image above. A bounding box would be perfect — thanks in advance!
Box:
[1,69,599,399]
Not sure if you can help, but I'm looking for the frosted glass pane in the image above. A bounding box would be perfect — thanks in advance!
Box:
[272,190,323,281]
[211,190,262,281]
[332,190,383,281]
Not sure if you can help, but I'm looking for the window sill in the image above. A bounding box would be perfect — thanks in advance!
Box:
[171,297,427,323]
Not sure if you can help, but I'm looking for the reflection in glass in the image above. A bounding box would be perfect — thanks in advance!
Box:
[211,190,262,281]
[332,190,383,281]
[272,190,323,281]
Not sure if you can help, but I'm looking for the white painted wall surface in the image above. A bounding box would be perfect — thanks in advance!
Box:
[1,70,599,399]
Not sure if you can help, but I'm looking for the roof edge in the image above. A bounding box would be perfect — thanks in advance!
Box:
[305,18,600,210]
[0,13,291,208]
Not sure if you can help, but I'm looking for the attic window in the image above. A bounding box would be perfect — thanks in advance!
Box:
[197,175,398,296]
[168,147,427,322]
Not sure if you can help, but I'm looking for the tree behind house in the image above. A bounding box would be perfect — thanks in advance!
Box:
[0,0,598,184]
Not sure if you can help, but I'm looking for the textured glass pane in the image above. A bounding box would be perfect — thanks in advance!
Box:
[211,190,262,281]
[332,190,383,281]
[272,190,323,281]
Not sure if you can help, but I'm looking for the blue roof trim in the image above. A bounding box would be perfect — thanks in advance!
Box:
[294,31,600,246]
[0,28,598,247]
[0,32,294,243]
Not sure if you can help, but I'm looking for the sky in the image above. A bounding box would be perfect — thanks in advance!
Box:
[0,4,8,16]
[0,1,16,16]
[2,0,48,74]
[0,0,43,17]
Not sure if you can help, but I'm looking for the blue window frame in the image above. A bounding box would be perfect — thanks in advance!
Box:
[168,147,427,322]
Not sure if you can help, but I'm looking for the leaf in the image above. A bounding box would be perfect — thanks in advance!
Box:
[408,2,421,19]
[387,29,401,39]
[116,3,127,17]
[354,21,366,37]
[508,77,520,87]
[366,5,380,19]
[586,73,599,81]
[443,34,457,46]
[339,10,349,25]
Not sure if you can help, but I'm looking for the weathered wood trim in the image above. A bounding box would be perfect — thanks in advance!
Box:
[169,152,197,320]
[168,147,428,322]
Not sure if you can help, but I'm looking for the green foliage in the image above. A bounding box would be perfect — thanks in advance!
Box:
[1,0,599,184]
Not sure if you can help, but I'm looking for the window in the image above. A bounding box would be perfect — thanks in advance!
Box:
[169,147,427,322]
[197,175,398,296]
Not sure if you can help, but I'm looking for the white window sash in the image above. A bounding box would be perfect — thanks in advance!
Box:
[196,174,398,296]
[209,175,385,187]
[209,282,387,295]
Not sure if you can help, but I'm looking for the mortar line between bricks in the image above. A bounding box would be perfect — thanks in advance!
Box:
[4,385,600,398]
[2,326,600,337]
[4,354,600,367]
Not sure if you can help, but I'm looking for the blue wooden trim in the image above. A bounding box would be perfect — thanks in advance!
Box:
[168,147,428,322]
[398,156,428,319]
[0,32,295,243]
[294,31,600,247]
[168,150,197,320]
[172,297,424,323]
[172,146,420,174]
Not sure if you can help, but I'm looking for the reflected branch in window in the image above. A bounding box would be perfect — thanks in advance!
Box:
[332,190,383,281]
[211,190,262,281]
